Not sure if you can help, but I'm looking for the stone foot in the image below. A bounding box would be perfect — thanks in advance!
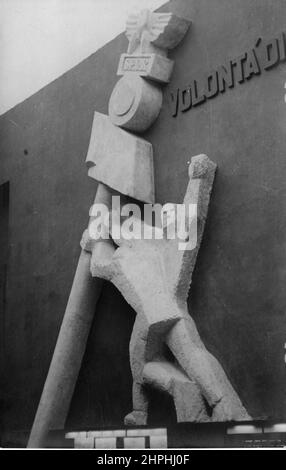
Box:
[212,397,251,422]
[124,411,148,426]
[142,360,210,423]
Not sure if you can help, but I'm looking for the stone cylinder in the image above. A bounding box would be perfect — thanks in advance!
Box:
[108,74,163,133]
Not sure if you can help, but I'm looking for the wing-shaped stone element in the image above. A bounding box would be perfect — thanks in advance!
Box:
[126,10,191,54]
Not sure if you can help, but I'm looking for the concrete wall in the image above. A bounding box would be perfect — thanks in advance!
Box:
[0,0,286,435]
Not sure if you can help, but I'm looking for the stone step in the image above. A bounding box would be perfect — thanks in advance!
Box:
[65,428,167,448]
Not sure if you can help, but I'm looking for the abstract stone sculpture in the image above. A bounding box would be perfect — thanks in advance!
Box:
[86,154,250,424]
[29,9,250,449]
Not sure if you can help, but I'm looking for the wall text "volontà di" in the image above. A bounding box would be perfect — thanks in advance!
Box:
[170,32,286,116]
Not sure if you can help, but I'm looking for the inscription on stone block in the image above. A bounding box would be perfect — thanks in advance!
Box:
[117,53,174,83]
[121,56,151,73]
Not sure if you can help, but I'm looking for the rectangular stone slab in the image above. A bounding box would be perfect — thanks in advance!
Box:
[74,436,95,448]
[123,437,146,448]
[94,437,117,448]
[86,111,155,203]
[117,53,174,83]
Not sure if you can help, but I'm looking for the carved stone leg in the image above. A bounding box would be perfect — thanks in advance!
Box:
[124,316,149,425]
[166,315,250,421]
[124,313,170,426]
[124,382,149,426]
[142,361,210,422]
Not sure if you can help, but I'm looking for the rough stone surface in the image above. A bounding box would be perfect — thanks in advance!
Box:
[108,74,163,133]
[143,361,209,422]
[86,111,155,203]
[169,155,219,302]
[124,411,148,427]
[166,315,250,422]
[91,155,251,424]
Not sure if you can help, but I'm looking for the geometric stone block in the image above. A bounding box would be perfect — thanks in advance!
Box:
[148,428,167,436]
[126,428,167,437]
[264,423,286,433]
[95,437,117,448]
[124,437,146,448]
[87,430,126,438]
[74,436,95,448]
[65,431,87,439]
[227,425,263,434]
[117,54,174,84]
[150,435,168,448]
[86,111,155,203]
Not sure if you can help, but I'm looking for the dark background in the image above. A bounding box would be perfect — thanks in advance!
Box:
[0,0,286,438]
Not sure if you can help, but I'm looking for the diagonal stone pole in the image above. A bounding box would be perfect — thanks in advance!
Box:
[89,154,251,424]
